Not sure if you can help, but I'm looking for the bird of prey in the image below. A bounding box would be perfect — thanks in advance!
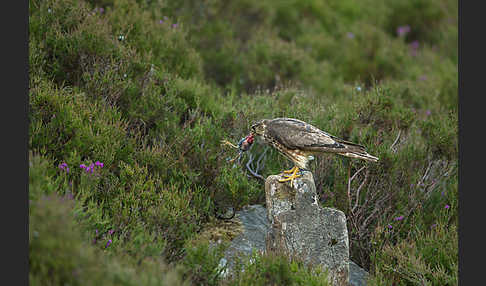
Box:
[247,117,379,184]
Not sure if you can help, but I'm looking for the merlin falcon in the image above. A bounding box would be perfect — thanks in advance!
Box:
[242,118,379,184]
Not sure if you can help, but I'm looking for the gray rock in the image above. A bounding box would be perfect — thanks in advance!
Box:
[220,204,270,275]
[349,260,369,286]
[265,171,350,286]
[216,173,369,285]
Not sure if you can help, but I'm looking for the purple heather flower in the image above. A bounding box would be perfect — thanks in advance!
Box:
[108,229,114,235]
[95,229,99,235]
[95,161,104,168]
[431,223,437,228]
[394,215,404,221]
[59,163,69,173]
[99,7,104,14]
[172,23,178,28]
[441,191,445,196]
[159,20,164,24]
[396,25,411,37]
[409,40,419,56]
[426,110,431,116]
[347,32,355,39]
[387,224,393,229]
[419,75,428,81]
[445,204,450,209]
[106,239,112,248]
[80,164,87,169]
[83,163,94,173]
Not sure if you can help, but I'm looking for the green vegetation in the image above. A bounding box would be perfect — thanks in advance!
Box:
[226,251,329,286]
[29,0,457,284]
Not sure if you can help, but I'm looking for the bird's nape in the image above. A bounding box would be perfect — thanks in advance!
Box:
[250,120,267,136]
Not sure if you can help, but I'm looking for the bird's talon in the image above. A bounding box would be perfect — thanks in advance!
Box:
[282,166,297,174]
[278,166,301,185]
[227,153,241,163]
[221,140,238,149]
[278,173,301,182]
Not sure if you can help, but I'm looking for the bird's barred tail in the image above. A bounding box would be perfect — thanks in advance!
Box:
[339,151,379,162]
[334,140,379,162]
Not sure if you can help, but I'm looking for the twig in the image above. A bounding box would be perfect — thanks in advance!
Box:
[347,165,366,212]
[353,170,369,213]
[347,165,352,211]
[350,166,366,182]
[360,194,392,231]
[418,161,433,186]
[390,130,402,152]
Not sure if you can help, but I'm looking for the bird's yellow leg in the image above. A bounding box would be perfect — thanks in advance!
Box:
[227,153,241,163]
[282,166,297,174]
[221,139,238,149]
[279,166,301,183]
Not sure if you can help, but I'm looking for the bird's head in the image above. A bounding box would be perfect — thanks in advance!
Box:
[250,120,267,137]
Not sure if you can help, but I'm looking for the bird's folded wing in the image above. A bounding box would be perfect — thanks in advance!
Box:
[266,118,365,153]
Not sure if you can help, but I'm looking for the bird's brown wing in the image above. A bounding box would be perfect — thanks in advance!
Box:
[265,118,366,153]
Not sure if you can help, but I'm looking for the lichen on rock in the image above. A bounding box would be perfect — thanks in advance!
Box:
[265,171,350,286]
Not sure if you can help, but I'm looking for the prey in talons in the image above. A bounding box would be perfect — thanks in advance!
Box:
[221,133,255,163]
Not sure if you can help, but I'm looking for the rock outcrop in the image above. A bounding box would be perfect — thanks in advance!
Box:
[216,171,369,285]
[265,171,350,286]
[218,204,270,275]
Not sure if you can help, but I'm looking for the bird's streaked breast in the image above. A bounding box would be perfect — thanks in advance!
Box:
[263,133,310,169]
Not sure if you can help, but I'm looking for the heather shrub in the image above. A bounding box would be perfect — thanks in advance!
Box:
[106,0,203,80]
[214,165,263,209]
[29,154,187,286]
[29,77,134,166]
[385,0,448,45]
[224,251,329,286]
[29,0,457,284]
[179,240,228,286]
[369,207,458,285]
[29,0,132,99]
